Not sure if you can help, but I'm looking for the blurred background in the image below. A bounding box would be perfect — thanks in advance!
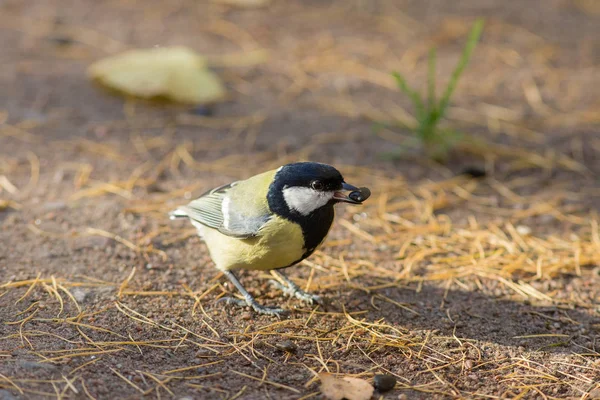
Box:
[2,0,599,177]
[2,1,600,399]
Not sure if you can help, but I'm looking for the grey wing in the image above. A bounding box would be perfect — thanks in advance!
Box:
[173,182,271,239]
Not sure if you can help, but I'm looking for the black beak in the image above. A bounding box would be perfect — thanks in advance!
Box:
[333,182,370,204]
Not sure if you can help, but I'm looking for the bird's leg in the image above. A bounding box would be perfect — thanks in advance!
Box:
[219,270,287,316]
[270,270,322,305]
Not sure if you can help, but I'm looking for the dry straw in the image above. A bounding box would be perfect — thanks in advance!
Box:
[2,2,600,398]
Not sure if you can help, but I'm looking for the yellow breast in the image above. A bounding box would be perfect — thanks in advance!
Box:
[200,216,305,271]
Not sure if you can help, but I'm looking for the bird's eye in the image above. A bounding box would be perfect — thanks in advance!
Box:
[311,180,324,191]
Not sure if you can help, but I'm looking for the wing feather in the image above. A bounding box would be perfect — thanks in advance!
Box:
[176,177,273,239]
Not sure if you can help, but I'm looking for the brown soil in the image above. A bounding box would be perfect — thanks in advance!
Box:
[2,0,600,399]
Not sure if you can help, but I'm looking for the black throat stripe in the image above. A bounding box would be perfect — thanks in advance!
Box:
[267,187,335,266]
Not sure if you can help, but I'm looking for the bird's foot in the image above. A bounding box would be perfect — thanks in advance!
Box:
[269,280,323,305]
[293,290,322,305]
[216,296,246,307]
[250,303,287,316]
[217,296,287,316]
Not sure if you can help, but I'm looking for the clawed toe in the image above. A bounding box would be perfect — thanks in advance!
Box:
[269,280,322,305]
[292,291,322,305]
[218,271,319,316]
[251,304,288,316]
[270,271,323,307]
[215,296,247,307]
[220,270,288,316]
[296,292,322,305]
[268,279,286,291]
[216,295,287,316]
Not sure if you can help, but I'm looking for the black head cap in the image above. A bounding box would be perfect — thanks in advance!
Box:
[272,162,344,191]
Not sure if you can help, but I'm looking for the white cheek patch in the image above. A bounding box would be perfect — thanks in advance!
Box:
[283,187,334,216]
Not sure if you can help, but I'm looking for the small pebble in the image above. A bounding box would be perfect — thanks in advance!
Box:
[71,288,90,303]
[276,340,297,353]
[588,387,600,399]
[373,374,396,392]
[516,225,532,236]
[196,349,214,358]
[0,389,18,400]
[460,166,487,178]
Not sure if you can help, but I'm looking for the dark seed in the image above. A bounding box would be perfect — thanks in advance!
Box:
[460,166,486,178]
[276,340,297,353]
[189,105,213,116]
[349,187,371,203]
[47,36,75,46]
[373,374,396,392]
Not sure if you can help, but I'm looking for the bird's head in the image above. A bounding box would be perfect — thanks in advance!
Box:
[268,162,370,216]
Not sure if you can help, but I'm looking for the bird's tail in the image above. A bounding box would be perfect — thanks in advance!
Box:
[169,208,189,220]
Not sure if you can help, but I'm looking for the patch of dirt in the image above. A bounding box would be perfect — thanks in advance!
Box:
[2,0,600,399]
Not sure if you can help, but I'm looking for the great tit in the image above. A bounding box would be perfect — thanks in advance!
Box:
[170,162,370,315]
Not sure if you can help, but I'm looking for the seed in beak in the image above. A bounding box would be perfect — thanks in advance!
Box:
[349,187,371,203]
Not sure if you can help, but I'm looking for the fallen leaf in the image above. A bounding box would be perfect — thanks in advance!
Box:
[212,0,271,8]
[319,372,374,400]
[88,46,225,104]
[573,0,600,14]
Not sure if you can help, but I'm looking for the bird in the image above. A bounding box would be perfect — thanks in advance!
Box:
[169,162,371,315]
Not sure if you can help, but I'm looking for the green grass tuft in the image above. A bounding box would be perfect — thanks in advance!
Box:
[390,18,484,161]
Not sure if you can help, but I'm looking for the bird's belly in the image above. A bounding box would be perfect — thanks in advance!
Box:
[200,216,306,271]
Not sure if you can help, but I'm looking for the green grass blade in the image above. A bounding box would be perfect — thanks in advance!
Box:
[392,71,425,122]
[427,48,437,114]
[437,18,484,117]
